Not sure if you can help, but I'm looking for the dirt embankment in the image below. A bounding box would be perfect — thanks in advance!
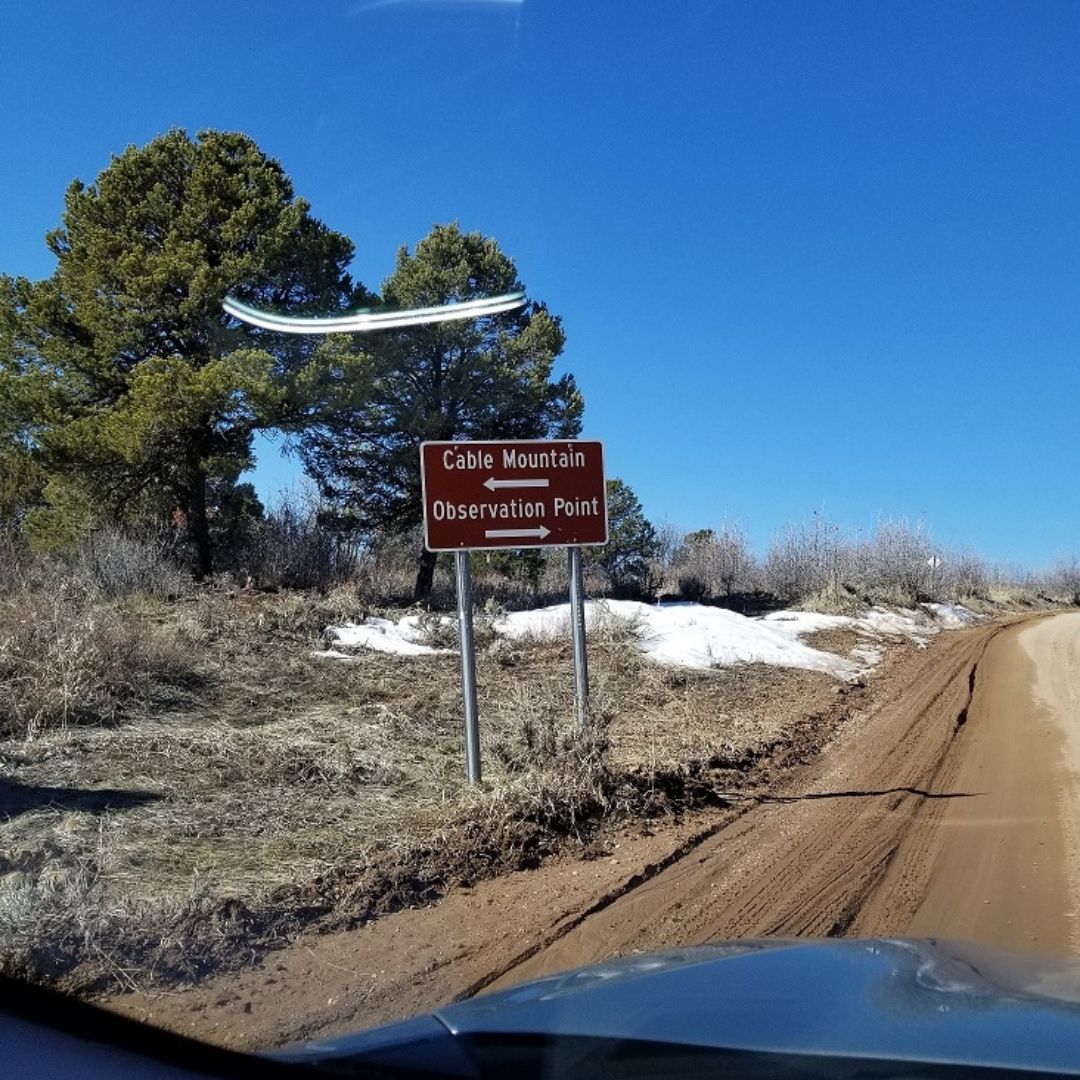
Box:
[109,612,1080,1050]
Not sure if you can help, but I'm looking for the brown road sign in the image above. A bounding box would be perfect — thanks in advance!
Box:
[421,440,607,551]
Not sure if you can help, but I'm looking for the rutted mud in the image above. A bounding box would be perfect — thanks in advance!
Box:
[110,612,1080,1050]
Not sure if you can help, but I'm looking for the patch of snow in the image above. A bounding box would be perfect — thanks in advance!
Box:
[496,600,860,679]
[493,605,571,641]
[923,602,981,628]
[326,617,452,657]
[493,599,657,642]
[855,607,933,641]
[636,604,860,678]
[850,644,884,667]
[760,610,857,637]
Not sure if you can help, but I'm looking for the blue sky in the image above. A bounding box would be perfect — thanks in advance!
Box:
[2,1,1078,569]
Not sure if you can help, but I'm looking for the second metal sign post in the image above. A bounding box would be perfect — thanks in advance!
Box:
[420,440,608,782]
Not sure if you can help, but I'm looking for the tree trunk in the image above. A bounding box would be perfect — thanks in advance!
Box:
[414,547,437,603]
[188,466,214,582]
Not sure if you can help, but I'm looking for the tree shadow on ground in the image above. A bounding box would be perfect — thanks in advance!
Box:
[0,777,162,821]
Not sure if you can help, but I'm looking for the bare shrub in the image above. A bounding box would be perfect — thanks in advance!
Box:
[941,548,988,601]
[757,516,1000,611]
[353,532,419,603]
[649,521,684,591]
[0,585,195,738]
[538,549,570,600]
[859,519,938,605]
[247,499,358,592]
[1047,557,1080,605]
[351,528,463,607]
[74,528,190,600]
[413,598,505,650]
[414,608,458,650]
[672,524,757,602]
[0,533,41,595]
[591,601,646,645]
[762,514,847,605]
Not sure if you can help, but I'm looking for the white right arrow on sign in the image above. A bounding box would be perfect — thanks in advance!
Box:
[484,526,551,540]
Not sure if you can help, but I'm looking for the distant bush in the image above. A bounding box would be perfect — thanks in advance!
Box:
[74,527,190,599]
[672,525,757,602]
[0,528,190,601]
[859,519,937,605]
[0,531,37,595]
[586,479,658,598]
[351,527,443,605]
[762,514,847,605]
[940,547,988,601]
[245,500,359,592]
[660,514,1053,613]
[1047,557,1080,605]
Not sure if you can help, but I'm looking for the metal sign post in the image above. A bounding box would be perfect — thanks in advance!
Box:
[568,546,589,728]
[927,555,943,601]
[454,551,482,784]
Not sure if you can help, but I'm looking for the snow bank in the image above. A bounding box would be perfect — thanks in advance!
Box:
[615,602,861,678]
[494,600,859,676]
[320,599,982,677]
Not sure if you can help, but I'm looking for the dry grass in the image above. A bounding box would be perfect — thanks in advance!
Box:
[0,583,198,738]
[0,587,855,994]
[800,627,868,658]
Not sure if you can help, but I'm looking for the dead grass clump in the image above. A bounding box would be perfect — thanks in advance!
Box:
[0,820,289,991]
[980,585,1046,610]
[801,627,866,657]
[592,645,846,773]
[586,600,645,642]
[796,584,866,616]
[0,588,197,738]
[858,582,919,609]
[411,600,506,651]
[413,608,459,650]
[282,728,621,930]
[174,587,366,650]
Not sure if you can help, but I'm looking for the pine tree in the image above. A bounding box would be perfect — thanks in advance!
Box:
[0,129,355,576]
[300,223,583,600]
[588,478,658,597]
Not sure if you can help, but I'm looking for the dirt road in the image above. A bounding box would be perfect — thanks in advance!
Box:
[111,611,1080,1048]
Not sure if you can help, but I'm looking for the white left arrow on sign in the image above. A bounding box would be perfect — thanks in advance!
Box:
[484,526,551,540]
[483,477,550,490]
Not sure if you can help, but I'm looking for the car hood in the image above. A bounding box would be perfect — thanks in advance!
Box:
[275,938,1080,1075]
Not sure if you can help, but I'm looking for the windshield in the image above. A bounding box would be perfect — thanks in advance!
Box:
[2,0,1080,1066]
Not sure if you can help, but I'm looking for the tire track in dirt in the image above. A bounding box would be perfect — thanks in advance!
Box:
[483,617,1047,990]
[853,613,1080,951]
